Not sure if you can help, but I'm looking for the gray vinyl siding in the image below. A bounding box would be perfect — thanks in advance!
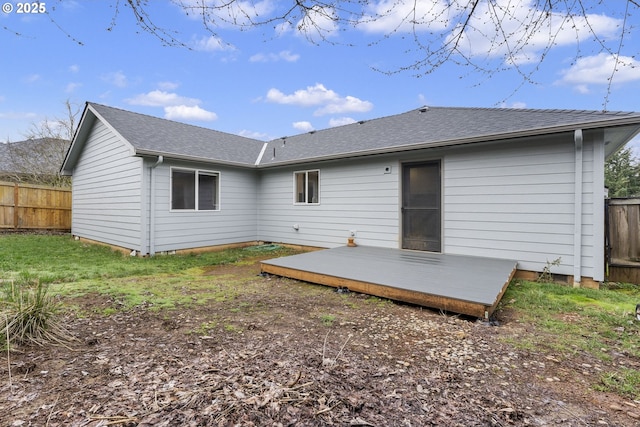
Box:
[71,120,143,250]
[258,158,400,248]
[442,133,603,279]
[147,161,258,253]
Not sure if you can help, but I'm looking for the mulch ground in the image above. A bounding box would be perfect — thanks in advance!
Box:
[2,259,640,426]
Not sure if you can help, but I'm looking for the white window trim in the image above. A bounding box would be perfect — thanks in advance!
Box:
[170,167,221,212]
[293,169,320,205]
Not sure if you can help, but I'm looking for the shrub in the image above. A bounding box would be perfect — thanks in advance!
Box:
[1,278,74,348]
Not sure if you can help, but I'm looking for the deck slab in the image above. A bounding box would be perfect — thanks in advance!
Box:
[261,246,517,317]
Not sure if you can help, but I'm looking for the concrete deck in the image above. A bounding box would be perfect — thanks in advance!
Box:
[261,246,517,318]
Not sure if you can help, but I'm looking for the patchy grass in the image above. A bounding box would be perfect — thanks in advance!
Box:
[319,313,336,327]
[2,235,640,402]
[502,280,639,357]
[596,369,640,400]
[500,279,640,397]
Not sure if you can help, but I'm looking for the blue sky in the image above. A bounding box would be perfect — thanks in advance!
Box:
[1,0,639,153]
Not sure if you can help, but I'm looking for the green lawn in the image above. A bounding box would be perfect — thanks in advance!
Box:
[0,234,292,284]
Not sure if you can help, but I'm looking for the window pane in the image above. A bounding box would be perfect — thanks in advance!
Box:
[172,170,195,210]
[308,171,319,203]
[295,172,306,203]
[198,173,218,210]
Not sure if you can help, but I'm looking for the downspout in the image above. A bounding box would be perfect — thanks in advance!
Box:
[149,155,163,256]
[573,130,583,286]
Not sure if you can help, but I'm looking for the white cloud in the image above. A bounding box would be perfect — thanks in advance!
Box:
[126,90,200,107]
[358,0,452,33]
[448,1,622,66]
[557,53,640,89]
[158,81,180,91]
[296,5,340,41]
[192,35,234,52]
[266,84,337,106]
[126,88,216,122]
[238,129,270,140]
[180,0,275,28]
[0,111,38,120]
[24,74,41,83]
[250,50,300,63]
[329,117,356,127]
[293,121,314,132]
[102,71,128,88]
[69,64,79,73]
[274,21,293,36]
[65,82,82,93]
[164,105,218,121]
[315,96,373,115]
[499,101,527,109]
[265,83,373,116]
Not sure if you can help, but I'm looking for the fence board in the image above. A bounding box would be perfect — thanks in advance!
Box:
[0,181,71,230]
[607,198,640,284]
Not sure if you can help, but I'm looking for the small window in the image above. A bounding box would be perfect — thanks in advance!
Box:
[294,170,319,204]
[171,168,219,211]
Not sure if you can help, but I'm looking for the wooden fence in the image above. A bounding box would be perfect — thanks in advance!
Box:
[606,198,640,284]
[0,181,71,231]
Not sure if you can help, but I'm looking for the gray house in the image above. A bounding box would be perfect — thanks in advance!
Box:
[61,102,640,286]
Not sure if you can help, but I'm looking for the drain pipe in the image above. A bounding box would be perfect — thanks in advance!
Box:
[573,130,583,286]
[149,156,163,256]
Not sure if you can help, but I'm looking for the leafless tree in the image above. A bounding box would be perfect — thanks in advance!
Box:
[2,100,79,187]
[102,0,639,107]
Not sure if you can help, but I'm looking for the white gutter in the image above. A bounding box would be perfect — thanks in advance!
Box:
[573,130,583,286]
[149,155,164,256]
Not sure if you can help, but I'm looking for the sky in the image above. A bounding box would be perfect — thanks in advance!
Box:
[1,0,639,153]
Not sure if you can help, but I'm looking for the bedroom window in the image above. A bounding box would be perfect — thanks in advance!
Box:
[171,168,219,211]
[294,170,319,204]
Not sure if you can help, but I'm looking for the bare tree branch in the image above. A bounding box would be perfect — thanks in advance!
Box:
[11,1,640,105]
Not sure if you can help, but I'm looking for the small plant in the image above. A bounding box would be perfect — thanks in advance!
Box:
[596,369,640,400]
[224,324,242,333]
[319,314,336,327]
[537,257,562,283]
[0,279,74,348]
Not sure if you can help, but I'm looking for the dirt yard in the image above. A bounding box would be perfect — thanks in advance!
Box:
[2,258,640,426]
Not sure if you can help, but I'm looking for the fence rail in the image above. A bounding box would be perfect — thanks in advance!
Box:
[0,181,71,230]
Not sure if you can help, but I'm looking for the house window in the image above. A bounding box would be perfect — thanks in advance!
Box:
[171,168,219,211]
[294,170,319,204]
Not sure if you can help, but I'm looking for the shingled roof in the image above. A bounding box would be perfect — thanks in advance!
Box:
[62,103,266,173]
[62,103,640,174]
[259,106,640,166]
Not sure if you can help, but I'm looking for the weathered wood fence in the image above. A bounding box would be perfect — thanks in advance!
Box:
[606,197,640,284]
[0,181,71,230]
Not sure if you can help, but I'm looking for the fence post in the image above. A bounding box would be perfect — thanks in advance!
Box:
[13,183,19,229]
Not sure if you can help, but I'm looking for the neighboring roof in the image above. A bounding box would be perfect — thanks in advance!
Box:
[260,106,640,166]
[62,103,640,174]
[1,138,70,175]
[0,143,9,172]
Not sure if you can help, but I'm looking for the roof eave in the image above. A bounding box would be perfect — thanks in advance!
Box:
[134,148,257,169]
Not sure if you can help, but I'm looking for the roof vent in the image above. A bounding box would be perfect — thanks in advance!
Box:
[419,106,429,113]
